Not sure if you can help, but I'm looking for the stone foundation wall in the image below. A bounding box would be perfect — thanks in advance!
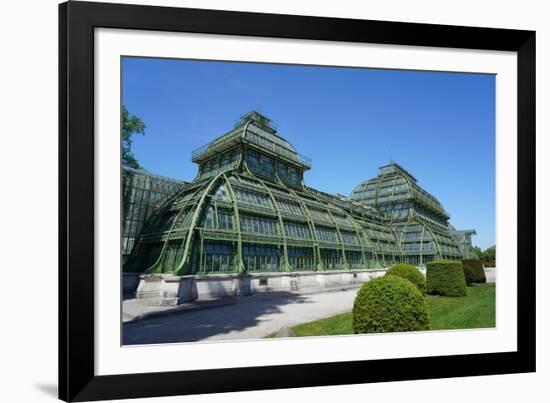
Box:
[134,269,388,306]
[132,266,491,306]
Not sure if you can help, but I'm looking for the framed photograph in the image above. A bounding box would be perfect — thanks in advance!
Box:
[59,1,535,401]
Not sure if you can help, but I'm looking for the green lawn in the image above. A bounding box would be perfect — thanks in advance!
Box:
[291,283,495,337]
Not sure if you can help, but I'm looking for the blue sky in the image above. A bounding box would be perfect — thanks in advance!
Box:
[122,57,495,249]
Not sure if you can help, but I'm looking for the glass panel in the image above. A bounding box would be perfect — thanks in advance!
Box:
[243,243,281,272]
[240,214,279,235]
[200,241,235,273]
[287,247,314,271]
[276,199,302,215]
[316,226,339,243]
[320,249,341,269]
[234,187,273,210]
[283,221,311,239]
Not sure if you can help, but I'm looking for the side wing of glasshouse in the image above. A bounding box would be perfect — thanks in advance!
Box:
[349,162,465,265]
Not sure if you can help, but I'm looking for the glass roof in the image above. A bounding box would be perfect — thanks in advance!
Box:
[349,162,449,219]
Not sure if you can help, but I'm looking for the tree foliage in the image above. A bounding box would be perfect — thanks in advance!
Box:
[122,106,146,169]
[473,246,496,267]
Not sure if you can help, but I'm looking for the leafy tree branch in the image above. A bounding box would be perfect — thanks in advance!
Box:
[122,106,146,169]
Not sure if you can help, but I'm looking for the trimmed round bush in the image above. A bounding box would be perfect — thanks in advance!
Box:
[352,275,430,334]
[385,263,426,295]
[426,260,467,296]
[462,259,486,284]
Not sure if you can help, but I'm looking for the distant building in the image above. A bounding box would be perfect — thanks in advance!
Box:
[449,226,479,260]
[123,112,475,275]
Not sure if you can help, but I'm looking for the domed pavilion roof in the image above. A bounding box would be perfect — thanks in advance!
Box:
[191,111,311,170]
[350,162,449,220]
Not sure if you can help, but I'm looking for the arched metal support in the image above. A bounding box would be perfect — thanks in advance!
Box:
[419,224,426,266]
[423,222,441,262]
[144,190,196,274]
[398,209,415,265]
[173,172,227,276]
[125,183,192,272]
[387,175,399,226]
[370,225,388,269]
[277,177,324,271]
[346,214,373,269]
[222,173,247,275]
[413,212,443,261]
[253,173,293,272]
[236,121,252,171]
[321,204,350,270]
[373,170,390,205]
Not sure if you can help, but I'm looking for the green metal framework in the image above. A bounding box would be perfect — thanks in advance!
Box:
[121,167,187,263]
[124,112,402,275]
[349,162,462,265]
[124,113,475,274]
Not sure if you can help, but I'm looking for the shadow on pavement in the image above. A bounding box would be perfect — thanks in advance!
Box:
[122,292,312,345]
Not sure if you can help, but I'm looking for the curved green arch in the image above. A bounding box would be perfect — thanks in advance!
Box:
[173,172,227,275]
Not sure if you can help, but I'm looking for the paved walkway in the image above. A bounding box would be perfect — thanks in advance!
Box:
[123,297,237,323]
[123,287,360,345]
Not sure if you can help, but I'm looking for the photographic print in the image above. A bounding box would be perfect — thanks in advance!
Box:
[121,57,496,345]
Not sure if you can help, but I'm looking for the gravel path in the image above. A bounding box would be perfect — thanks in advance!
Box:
[123,287,359,345]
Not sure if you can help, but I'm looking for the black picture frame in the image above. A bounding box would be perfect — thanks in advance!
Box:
[59,1,536,401]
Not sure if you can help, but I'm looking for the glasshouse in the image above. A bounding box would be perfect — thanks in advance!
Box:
[124,112,473,278]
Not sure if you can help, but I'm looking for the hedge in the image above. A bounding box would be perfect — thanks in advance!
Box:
[462,259,486,284]
[426,260,467,297]
[352,275,430,334]
[385,263,426,295]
